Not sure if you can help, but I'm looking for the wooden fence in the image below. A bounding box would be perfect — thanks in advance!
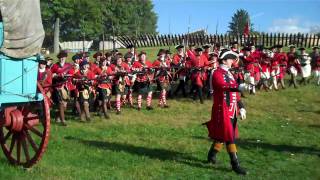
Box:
[116,33,320,48]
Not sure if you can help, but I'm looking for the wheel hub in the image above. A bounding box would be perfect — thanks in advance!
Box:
[4,107,24,132]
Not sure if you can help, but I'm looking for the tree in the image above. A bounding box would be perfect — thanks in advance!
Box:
[228,9,254,35]
[40,0,158,51]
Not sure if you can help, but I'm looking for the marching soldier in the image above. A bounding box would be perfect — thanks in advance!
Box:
[298,47,312,85]
[38,57,53,100]
[287,45,300,88]
[73,61,96,122]
[189,47,209,104]
[205,49,247,175]
[310,46,320,85]
[124,44,137,65]
[95,57,114,119]
[111,53,131,114]
[202,44,212,61]
[241,46,257,94]
[273,45,288,89]
[153,49,171,108]
[51,51,72,126]
[173,44,188,97]
[132,51,154,110]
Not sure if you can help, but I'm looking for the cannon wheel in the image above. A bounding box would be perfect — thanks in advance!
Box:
[0,83,50,168]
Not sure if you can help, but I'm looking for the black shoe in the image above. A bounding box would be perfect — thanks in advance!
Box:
[231,161,247,175]
[229,152,247,175]
[146,106,153,110]
[116,110,121,115]
[163,105,169,108]
[207,146,217,164]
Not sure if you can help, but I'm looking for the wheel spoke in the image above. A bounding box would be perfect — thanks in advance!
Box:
[24,116,39,121]
[26,124,43,137]
[9,135,16,154]
[17,138,21,163]
[21,135,30,162]
[4,131,12,142]
[25,130,39,152]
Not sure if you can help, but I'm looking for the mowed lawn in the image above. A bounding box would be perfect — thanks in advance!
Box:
[0,81,319,179]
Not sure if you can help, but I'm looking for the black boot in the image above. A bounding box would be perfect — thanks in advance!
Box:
[207,146,218,164]
[229,152,247,175]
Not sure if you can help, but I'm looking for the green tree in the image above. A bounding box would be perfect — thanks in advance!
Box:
[40,0,157,51]
[228,9,254,35]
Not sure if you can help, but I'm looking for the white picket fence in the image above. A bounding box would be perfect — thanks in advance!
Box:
[59,41,93,52]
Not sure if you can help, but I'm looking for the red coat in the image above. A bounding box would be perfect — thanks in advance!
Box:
[96,66,114,89]
[51,62,73,89]
[243,55,256,76]
[273,52,288,79]
[132,61,153,82]
[110,62,131,86]
[38,69,52,93]
[153,59,171,82]
[189,55,209,87]
[172,53,184,65]
[206,67,241,142]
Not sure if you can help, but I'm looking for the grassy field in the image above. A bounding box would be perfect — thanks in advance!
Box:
[0,81,319,179]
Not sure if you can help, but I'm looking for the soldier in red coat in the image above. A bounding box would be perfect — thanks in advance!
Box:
[205,49,247,175]
[287,45,300,88]
[273,45,288,89]
[241,47,257,94]
[38,58,53,100]
[110,54,131,114]
[51,51,72,126]
[95,57,114,119]
[172,44,188,97]
[153,49,171,108]
[202,44,211,61]
[73,61,96,122]
[188,47,209,103]
[132,51,154,110]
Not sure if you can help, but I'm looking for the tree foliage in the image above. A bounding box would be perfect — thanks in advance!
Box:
[40,0,158,48]
[228,9,254,35]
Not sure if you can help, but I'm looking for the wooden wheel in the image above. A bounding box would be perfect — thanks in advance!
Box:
[0,83,50,168]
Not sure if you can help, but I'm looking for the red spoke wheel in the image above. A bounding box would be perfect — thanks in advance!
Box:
[0,83,50,168]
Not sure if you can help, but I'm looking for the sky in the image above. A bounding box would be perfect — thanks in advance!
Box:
[152,0,320,34]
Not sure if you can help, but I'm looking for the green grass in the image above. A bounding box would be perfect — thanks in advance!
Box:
[0,82,319,179]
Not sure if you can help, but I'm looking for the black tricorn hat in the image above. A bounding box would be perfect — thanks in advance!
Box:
[138,51,147,57]
[202,44,211,49]
[126,44,135,49]
[195,47,203,52]
[165,50,172,54]
[93,51,103,58]
[175,44,184,49]
[230,40,238,45]
[298,47,306,51]
[57,50,68,58]
[157,49,166,56]
[242,46,252,51]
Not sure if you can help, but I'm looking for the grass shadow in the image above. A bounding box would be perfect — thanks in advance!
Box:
[308,124,320,128]
[238,138,320,156]
[65,136,213,170]
[297,109,320,114]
